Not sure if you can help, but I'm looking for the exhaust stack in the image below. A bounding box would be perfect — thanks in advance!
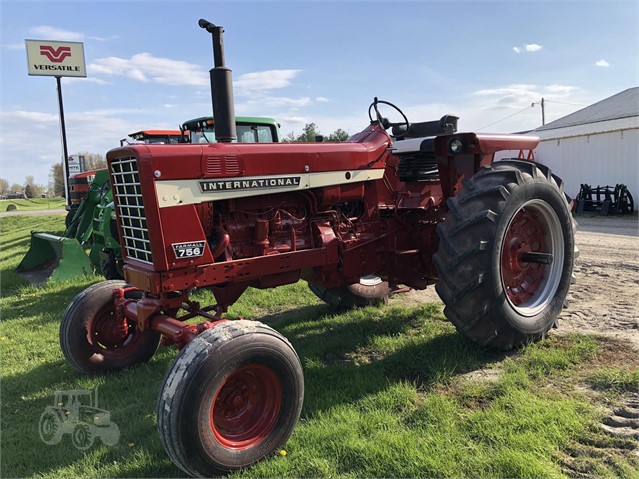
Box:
[199,19,236,143]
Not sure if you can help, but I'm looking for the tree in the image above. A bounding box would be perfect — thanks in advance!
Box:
[24,176,44,198]
[49,163,66,198]
[284,124,350,143]
[297,123,320,142]
[284,123,321,143]
[0,178,8,197]
[24,176,35,198]
[327,129,350,142]
[284,131,297,143]
[10,183,22,193]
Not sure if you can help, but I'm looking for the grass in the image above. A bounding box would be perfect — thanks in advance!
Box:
[1,197,65,212]
[2,215,638,478]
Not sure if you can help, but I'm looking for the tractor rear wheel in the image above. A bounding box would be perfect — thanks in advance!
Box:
[157,321,304,477]
[38,410,62,445]
[308,276,390,308]
[433,159,576,350]
[60,280,161,374]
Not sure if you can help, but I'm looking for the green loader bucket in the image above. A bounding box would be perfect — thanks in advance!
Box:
[16,233,94,284]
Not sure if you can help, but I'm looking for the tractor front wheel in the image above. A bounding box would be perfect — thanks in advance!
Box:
[308,276,390,308]
[72,423,94,450]
[434,160,576,350]
[60,280,161,374]
[157,321,304,477]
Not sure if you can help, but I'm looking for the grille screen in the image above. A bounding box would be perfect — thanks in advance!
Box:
[110,157,152,264]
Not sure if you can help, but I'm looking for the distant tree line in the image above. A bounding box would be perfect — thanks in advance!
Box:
[1,130,352,199]
[285,123,350,143]
[0,152,106,199]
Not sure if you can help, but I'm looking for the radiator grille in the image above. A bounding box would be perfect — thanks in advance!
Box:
[110,157,152,264]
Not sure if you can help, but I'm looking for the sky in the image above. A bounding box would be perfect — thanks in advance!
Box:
[1,0,637,188]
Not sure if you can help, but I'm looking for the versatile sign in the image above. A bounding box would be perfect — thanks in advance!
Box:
[67,155,85,175]
[25,40,86,77]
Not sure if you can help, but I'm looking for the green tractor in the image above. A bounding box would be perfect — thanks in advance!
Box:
[16,117,282,284]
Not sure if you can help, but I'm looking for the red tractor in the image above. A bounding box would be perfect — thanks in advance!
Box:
[60,20,577,477]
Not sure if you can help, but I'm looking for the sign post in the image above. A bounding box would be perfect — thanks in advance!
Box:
[25,40,86,208]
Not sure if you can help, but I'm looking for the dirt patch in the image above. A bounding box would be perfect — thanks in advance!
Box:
[559,215,639,351]
[395,214,639,351]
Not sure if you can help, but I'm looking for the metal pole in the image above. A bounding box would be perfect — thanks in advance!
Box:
[56,75,71,209]
[541,97,545,126]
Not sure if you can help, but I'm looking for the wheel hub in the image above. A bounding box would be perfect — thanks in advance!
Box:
[500,200,564,316]
[501,208,548,305]
[210,364,282,450]
[86,308,140,358]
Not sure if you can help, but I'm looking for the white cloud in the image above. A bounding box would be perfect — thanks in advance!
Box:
[473,84,539,99]
[234,69,302,93]
[28,26,85,42]
[2,43,24,51]
[315,96,330,103]
[28,25,111,42]
[513,43,542,54]
[595,59,610,67]
[89,53,209,86]
[65,77,111,86]
[87,55,302,93]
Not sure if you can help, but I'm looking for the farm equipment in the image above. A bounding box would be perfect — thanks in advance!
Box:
[121,130,183,146]
[38,389,119,450]
[576,183,634,215]
[17,169,112,283]
[17,120,282,284]
[59,20,577,477]
[181,115,281,143]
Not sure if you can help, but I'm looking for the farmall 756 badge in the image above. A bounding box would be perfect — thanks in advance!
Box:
[172,241,206,259]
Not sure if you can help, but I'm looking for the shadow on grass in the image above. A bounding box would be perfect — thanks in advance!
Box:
[2,294,509,478]
[0,280,91,323]
[1,347,183,478]
[284,308,506,418]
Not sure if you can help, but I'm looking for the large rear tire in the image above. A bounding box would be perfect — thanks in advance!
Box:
[433,159,576,350]
[60,280,161,374]
[308,276,390,308]
[157,321,304,477]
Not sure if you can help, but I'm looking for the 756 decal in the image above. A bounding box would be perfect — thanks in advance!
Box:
[172,241,206,259]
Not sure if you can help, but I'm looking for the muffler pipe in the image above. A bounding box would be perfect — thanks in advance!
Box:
[199,19,236,143]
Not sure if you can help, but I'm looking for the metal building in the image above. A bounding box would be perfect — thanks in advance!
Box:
[499,87,638,202]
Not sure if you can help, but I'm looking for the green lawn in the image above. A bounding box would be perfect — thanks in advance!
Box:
[1,197,65,212]
[1,215,637,478]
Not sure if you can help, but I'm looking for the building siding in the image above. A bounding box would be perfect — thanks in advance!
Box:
[533,127,638,201]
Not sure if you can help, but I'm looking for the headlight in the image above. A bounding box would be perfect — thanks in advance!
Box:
[448,138,464,154]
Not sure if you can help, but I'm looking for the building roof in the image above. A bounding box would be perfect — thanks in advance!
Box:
[536,87,639,132]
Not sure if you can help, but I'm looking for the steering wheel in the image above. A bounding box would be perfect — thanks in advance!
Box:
[367,97,410,134]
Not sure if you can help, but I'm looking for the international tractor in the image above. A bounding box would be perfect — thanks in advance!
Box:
[59,20,577,477]
[17,119,281,284]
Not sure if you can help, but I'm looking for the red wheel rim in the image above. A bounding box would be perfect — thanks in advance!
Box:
[500,200,564,316]
[501,207,548,306]
[86,307,143,359]
[210,364,282,450]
